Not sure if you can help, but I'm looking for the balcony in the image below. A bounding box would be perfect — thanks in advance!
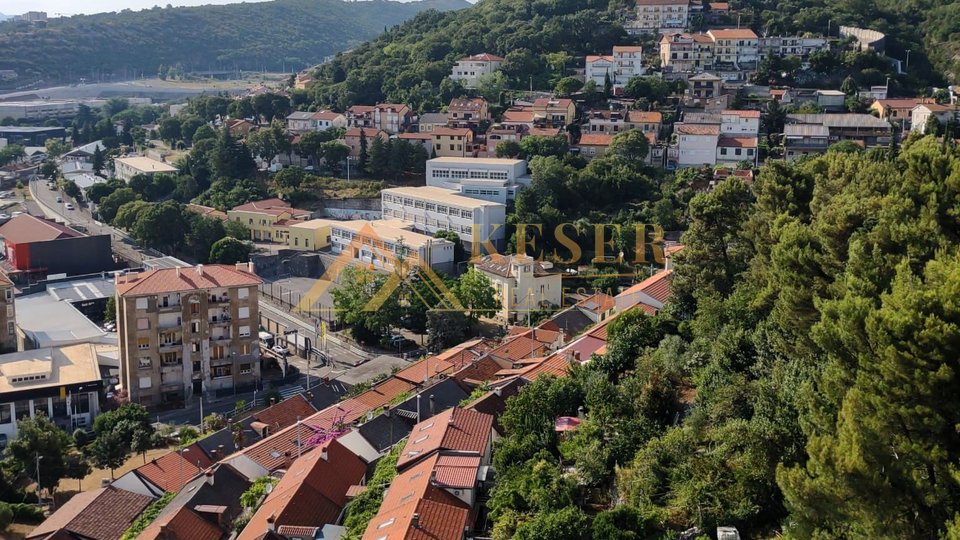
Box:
[159,340,183,352]
[209,334,232,344]
[158,302,181,312]
[158,318,182,329]
[209,315,232,326]
[209,295,231,305]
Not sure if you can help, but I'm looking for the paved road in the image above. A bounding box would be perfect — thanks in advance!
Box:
[28,177,150,265]
[259,300,366,368]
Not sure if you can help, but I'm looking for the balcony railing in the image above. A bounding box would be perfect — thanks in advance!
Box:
[158,303,181,312]
[209,296,231,304]
[209,315,232,325]
[158,318,182,329]
[159,341,183,351]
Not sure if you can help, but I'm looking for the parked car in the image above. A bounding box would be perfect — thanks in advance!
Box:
[65,203,75,211]
[271,344,289,357]
[55,196,63,203]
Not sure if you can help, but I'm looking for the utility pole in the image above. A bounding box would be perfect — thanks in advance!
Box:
[35,453,43,501]
[905,50,911,72]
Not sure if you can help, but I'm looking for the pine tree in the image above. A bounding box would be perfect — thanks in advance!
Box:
[92,145,105,175]
[603,71,613,97]
[358,129,369,173]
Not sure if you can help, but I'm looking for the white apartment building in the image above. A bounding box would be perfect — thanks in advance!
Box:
[720,110,761,135]
[911,104,959,133]
[381,186,507,254]
[674,123,720,167]
[660,29,763,76]
[286,110,346,133]
[113,156,178,182]
[629,0,690,34]
[324,219,456,275]
[707,29,759,69]
[584,46,645,92]
[758,36,829,63]
[426,157,530,204]
[451,53,505,89]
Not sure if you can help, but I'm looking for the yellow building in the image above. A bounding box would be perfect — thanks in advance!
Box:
[226,198,311,243]
[431,127,475,158]
[288,220,332,251]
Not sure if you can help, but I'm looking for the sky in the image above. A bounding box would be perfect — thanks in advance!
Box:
[0,0,275,17]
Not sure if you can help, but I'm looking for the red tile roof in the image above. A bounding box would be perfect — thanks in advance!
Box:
[578,133,614,147]
[433,455,482,489]
[116,264,261,296]
[394,356,456,385]
[345,127,387,138]
[629,111,663,123]
[708,28,758,39]
[249,394,317,434]
[451,355,510,385]
[718,136,758,148]
[488,335,550,363]
[613,45,643,53]
[576,292,615,314]
[459,53,504,62]
[533,98,574,109]
[501,108,535,123]
[0,214,82,244]
[722,109,762,118]
[617,269,674,305]
[27,486,153,540]
[232,197,289,212]
[237,440,367,540]
[396,407,493,470]
[586,54,615,63]
[313,110,344,121]
[449,97,487,111]
[431,127,472,137]
[676,124,720,136]
[139,505,224,540]
[520,353,573,381]
[135,450,205,492]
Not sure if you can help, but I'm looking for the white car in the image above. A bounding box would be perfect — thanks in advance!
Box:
[271,344,289,356]
[55,196,63,203]
[65,203,75,211]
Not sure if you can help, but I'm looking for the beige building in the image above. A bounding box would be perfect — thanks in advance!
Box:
[474,254,563,323]
[115,264,262,408]
[113,156,178,182]
[227,198,311,243]
[431,127,475,158]
[532,98,576,127]
[629,0,690,33]
[0,273,15,353]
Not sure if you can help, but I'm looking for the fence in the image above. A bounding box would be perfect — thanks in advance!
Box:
[258,282,338,325]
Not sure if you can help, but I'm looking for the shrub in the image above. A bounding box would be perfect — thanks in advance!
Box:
[73,429,88,447]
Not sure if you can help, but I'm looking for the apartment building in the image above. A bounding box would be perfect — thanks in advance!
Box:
[345,105,376,129]
[706,29,760,69]
[381,186,507,253]
[911,103,959,133]
[431,127,475,157]
[343,127,389,157]
[113,156,177,182]
[374,103,413,134]
[451,53,505,89]
[673,123,720,167]
[585,46,646,92]
[532,98,577,127]
[226,198,311,243]
[116,264,262,407]
[758,36,829,63]
[628,0,690,33]
[720,109,761,135]
[474,254,563,322]
[285,110,346,133]
[326,219,456,275]
[688,72,723,101]
[426,157,530,203]
[585,109,662,135]
[786,113,892,148]
[448,97,490,127]
[659,32,715,73]
[0,273,14,353]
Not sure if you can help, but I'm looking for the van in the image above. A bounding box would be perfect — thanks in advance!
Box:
[258,331,275,348]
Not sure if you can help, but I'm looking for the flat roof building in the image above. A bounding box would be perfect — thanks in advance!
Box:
[113,156,178,182]
[426,157,530,204]
[381,186,507,254]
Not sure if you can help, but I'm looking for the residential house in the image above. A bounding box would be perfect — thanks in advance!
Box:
[25,486,153,540]
[673,122,720,167]
[343,127,389,157]
[786,113,892,148]
[451,53,505,89]
[911,103,959,133]
[629,0,690,34]
[448,97,490,127]
[398,132,433,154]
[374,103,413,134]
[688,72,723,102]
[474,254,563,322]
[345,105,376,129]
[720,109,761,135]
[286,110,346,133]
[114,264,262,406]
[112,447,212,497]
[113,156,177,182]
[417,112,450,133]
[783,123,831,160]
[707,28,760,70]
[870,98,933,127]
[706,1,731,22]
[758,35,829,64]
[576,133,615,159]
[716,136,758,165]
[226,119,258,139]
[532,98,576,127]
[294,72,314,90]
[0,344,105,446]
[585,46,646,93]
[484,124,526,155]
[585,109,662,135]
[431,127,475,157]
[500,106,536,129]
[236,440,367,540]
[614,269,674,314]
[227,198,311,243]
[381,186,507,253]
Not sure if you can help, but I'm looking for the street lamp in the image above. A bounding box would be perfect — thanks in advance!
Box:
[35,453,43,501]
[179,446,190,490]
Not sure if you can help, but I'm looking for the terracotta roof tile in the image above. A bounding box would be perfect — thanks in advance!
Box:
[676,123,720,136]
[488,335,549,363]
[718,136,758,148]
[459,53,504,62]
[135,450,204,492]
[617,269,674,305]
[394,357,456,385]
[708,28,758,39]
[139,506,223,540]
[249,394,317,434]
[116,264,261,296]
[395,407,493,470]
[28,486,153,540]
[722,109,761,118]
[578,133,615,146]
[431,127,472,137]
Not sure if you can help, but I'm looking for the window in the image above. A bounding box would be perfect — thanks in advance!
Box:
[15,400,30,420]
[137,318,150,330]
[238,307,250,319]
[0,405,10,424]
[7,321,13,337]
[74,393,90,414]
[190,303,200,315]
[162,353,179,366]
[3,288,10,301]
[139,357,152,369]
[136,298,148,310]
[139,377,152,389]
[212,345,225,360]
[5,305,11,317]
[212,365,232,378]
[240,363,252,375]
[191,342,201,353]
[137,337,150,350]
[191,322,200,334]
[238,287,249,299]
[52,396,66,418]
[239,326,251,338]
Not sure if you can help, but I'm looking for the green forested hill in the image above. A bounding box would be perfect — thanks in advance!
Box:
[0,0,469,83]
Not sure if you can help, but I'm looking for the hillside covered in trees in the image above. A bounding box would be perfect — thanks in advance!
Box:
[0,0,468,83]
[305,0,960,113]
[486,137,960,539]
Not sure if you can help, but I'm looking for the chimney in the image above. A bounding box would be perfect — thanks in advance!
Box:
[412,513,421,529]
[283,451,291,470]
[248,261,255,274]
[196,264,203,276]
[266,515,276,532]
[320,450,329,461]
[429,394,435,417]
[493,387,502,397]
[205,470,214,486]
[176,267,180,278]
[218,444,225,457]
[572,350,581,362]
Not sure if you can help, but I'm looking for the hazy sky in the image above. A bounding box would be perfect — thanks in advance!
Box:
[0,0,274,17]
